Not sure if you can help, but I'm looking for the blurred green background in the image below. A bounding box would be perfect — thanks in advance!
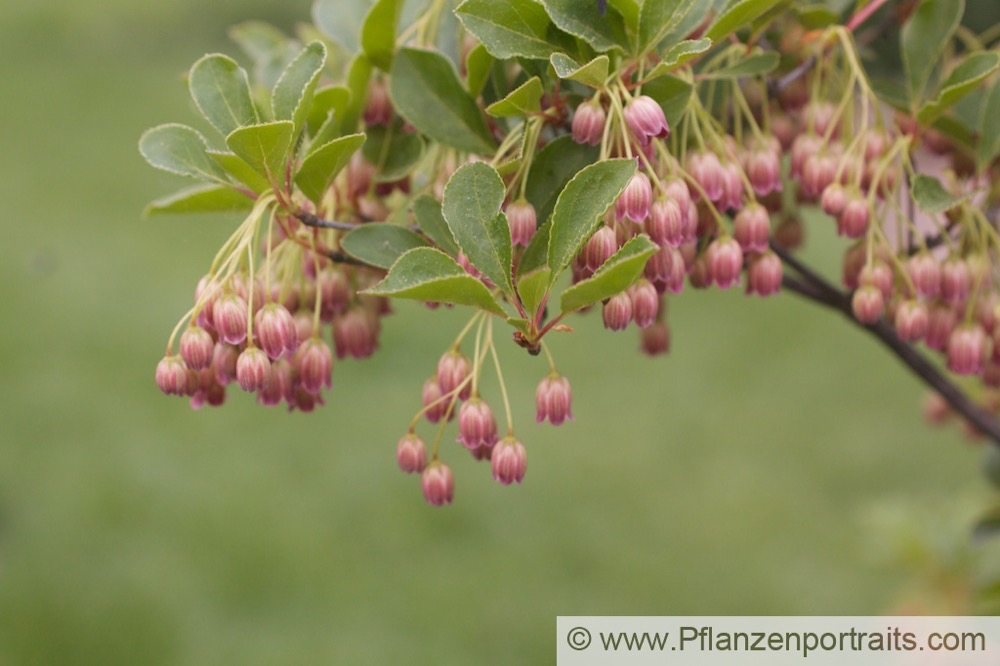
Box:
[1,1,997,664]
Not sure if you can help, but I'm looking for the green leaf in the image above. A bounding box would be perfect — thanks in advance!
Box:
[638,0,698,53]
[306,85,352,136]
[641,74,693,129]
[389,47,496,155]
[550,54,609,89]
[870,77,911,112]
[361,0,403,70]
[340,223,429,269]
[917,52,1000,125]
[901,0,965,108]
[795,4,841,29]
[312,0,369,53]
[517,268,552,317]
[610,0,641,43]
[455,0,563,60]
[559,235,658,313]
[977,79,1000,171]
[486,77,543,117]
[546,159,637,283]
[705,0,785,43]
[466,44,494,97]
[930,115,975,152]
[660,1,714,47]
[365,247,507,316]
[143,184,254,217]
[441,162,514,296]
[525,135,600,226]
[704,50,780,79]
[229,21,288,63]
[139,124,227,182]
[362,119,425,182]
[643,38,712,80]
[271,41,327,139]
[540,0,630,53]
[519,220,552,277]
[412,195,459,257]
[911,174,967,215]
[225,121,295,185]
[207,150,271,193]
[342,54,373,135]
[295,132,366,204]
[188,54,259,137]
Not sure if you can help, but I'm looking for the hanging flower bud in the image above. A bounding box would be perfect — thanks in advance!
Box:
[254,303,298,360]
[894,300,928,342]
[296,337,333,395]
[603,292,633,331]
[802,152,837,197]
[363,79,392,126]
[491,436,527,485]
[733,203,771,253]
[615,171,653,223]
[640,321,670,356]
[647,198,684,247]
[947,324,988,376]
[457,397,499,450]
[421,462,454,506]
[180,326,214,370]
[858,261,893,300]
[194,276,220,332]
[536,374,573,425]
[665,246,687,294]
[820,183,848,217]
[212,342,239,386]
[623,95,669,145]
[837,198,870,238]
[746,144,782,196]
[790,134,821,177]
[333,308,378,360]
[707,237,744,289]
[437,350,472,401]
[907,253,941,300]
[396,433,427,474]
[213,292,249,345]
[851,285,884,324]
[687,151,725,202]
[941,256,971,305]
[258,358,293,406]
[571,100,605,146]
[581,226,615,273]
[506,199,537,247]
[421,377,449,423]
[236,346,271,393]
[745,251,783,297]
[155,355,189,396]
[629,280,660,328]
[926,304,958,352]
[719,161,745,212]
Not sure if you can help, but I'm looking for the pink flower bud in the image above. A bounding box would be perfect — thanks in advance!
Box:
[665,246,687,294]
[258,358,293,406]
[615,171,652,223]
[719,161,745,212]
[437,350,472,401]
[802,153,836,198]
[295,337,333,395]
[318,269,351,320]
[837,198,870,238]
[640,321,671,356]
[456,252,493,288]
[907,254,941,299]
[894,300,928,342]
[333,308,378,360]
[977,293,999,333]
[213,293,248,345]
[745,251,783,296]
[421,462,454,506]
[806,101,837,137]
[602,292,633,331]
[707,237,744,289]
[584,226,617,272]
[926,304,958,352]
[858,260,892,299]
[687,151,725,203]
[664,179,692,224]
[233,275,266,314]
[851,285,884,324]
[643,245,672,285]
[941,256,971,305]
[254,303,297,360]
[947,324,988,375]
[536,374,573,425]
[363,79,392,126]
[179,326,214,370]
[820,183,847,217]
[491,436,527,485]
[506,199,537,247]
[629,280,660,328]
[647,198,684,247]
[688,252,712,289]
[863,130,887,160]
[211,342,239,386]
[155,355,189,396]
[746,145,782,196]
[790,134,821,177]
[623,95,669,145]
[733,203,771,253]
[236,347,271,393]
[457,397,498,449]
[421,377,450,423]
[396,433,427,474]
[195,276,220,331]
[571,100,606,146]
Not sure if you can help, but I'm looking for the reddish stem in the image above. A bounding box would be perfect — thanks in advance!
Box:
[846,0,892,33]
